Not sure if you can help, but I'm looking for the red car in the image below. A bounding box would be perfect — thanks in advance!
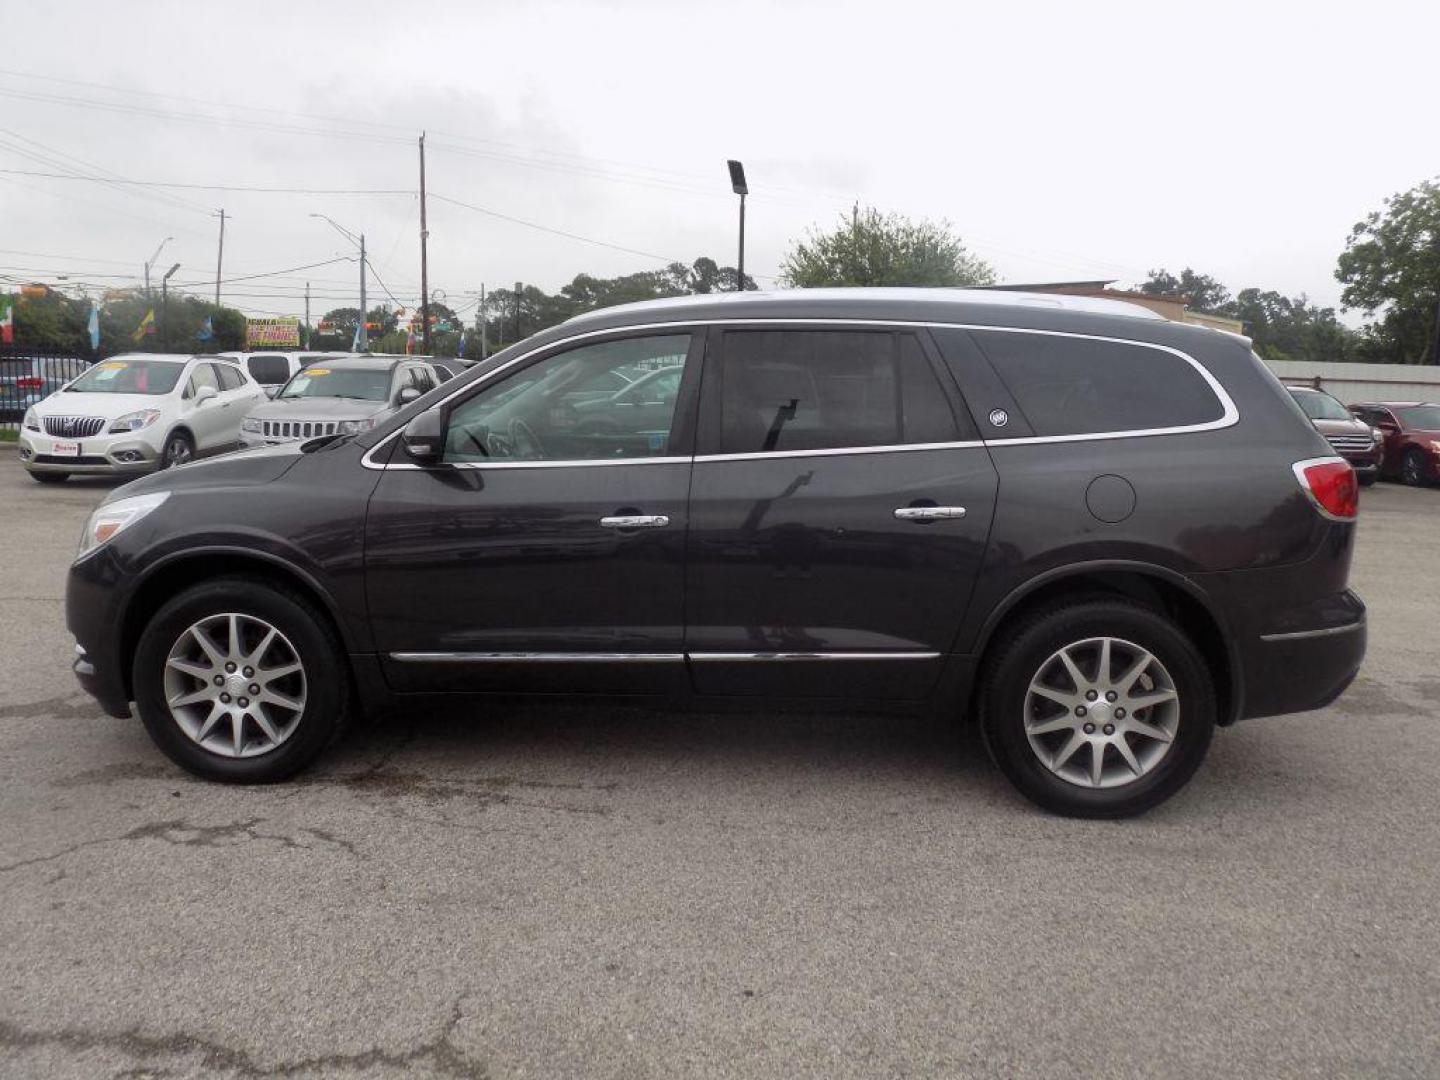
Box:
[1348,402,1440,486]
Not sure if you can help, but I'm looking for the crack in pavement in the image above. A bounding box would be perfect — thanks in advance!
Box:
[0,693,118,722]
[0,818,359,875]
[0,1002,487,1078]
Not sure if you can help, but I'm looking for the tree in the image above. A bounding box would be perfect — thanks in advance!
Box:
[1137,268,1232,314]
[312,306,398,349]
[1335,178,1440,364]
[779,207,996,289]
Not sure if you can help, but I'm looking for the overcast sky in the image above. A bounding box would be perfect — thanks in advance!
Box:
[2,0,1436,327]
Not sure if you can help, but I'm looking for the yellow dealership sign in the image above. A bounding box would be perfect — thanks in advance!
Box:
[245,317,301,347]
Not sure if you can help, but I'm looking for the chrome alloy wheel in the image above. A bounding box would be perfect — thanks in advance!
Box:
[162,613,307,758]
[1023,636,1180,789]
[164,438,192,468]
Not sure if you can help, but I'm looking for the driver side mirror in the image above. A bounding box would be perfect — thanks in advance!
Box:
[402,410,445,462]
[397,385,421,406]
[194,385,218,408]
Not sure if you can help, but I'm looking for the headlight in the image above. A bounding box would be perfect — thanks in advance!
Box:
[76,491,170,561]
[108,409,161,433]
[1371,427,1384,443]
[23,407,40,432]
[337,418,377,434]
[1429,440,1440,456]
[241,417,263,433]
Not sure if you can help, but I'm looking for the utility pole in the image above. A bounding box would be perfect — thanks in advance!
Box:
[479,283,487,360]
[304,282,311,348]
[161,262,180,351]
[513,280,522,344]
[213,209,226,306]
[419,132,431,354]
[359,232,368,351]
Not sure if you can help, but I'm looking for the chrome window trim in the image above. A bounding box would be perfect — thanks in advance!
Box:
[361,318,1239,471]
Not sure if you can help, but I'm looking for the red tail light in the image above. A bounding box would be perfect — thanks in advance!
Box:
[16,377,43,390]
[1293,457,1358,520]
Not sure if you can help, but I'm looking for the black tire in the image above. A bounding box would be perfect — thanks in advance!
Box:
[29,471,69,484]
[158,430,195,471]
[1358,472,1377,488]
[132,576,349,782]
[980,599,1216,818]
[1401,448,1427,487]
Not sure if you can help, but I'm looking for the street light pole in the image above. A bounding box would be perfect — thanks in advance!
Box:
[144,236,174,301]
[727,160,748,291]
[161,262,180,351]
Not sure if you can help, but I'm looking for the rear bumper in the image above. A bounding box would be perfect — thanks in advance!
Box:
[1241,609,1366,719]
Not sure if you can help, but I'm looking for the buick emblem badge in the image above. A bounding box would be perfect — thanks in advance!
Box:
[989,409,1009,428]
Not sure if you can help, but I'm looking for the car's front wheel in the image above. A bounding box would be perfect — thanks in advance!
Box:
[132,577,348,782]
[158,430,194,470]
[980,600,1215,818]
[1401,448,1428,487]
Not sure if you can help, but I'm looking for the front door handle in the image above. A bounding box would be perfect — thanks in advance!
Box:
[894,506,967,521]
[599,515,671,529]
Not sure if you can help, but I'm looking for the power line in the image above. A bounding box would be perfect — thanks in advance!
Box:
[430,191,683,264]
[0,168,414,195]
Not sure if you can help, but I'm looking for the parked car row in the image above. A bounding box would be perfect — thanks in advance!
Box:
[1285,386,1440,488]
[16,352,467,481]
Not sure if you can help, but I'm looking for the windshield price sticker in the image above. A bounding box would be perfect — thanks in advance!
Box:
[98,361,128,370]
[306,369,330,377]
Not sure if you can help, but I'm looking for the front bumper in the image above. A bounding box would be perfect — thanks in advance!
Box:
[18,428,161,475]
[72,642,131,718]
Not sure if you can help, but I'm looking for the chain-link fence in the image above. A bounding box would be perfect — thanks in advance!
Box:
[0,349,94,432]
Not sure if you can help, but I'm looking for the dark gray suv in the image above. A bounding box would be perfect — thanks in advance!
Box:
[65,288,1365,817]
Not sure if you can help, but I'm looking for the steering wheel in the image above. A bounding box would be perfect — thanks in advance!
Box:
[509,418,544,459]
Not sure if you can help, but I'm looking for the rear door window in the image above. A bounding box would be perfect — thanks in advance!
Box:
[247,355,292,385]
[970,330,1225,437]
[215,364,246,391]
[716,329,962,454]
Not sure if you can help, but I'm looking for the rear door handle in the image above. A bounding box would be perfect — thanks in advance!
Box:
[894,506,967,521]
[599,515,671,529]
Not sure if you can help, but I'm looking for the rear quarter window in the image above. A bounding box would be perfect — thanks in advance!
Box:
[970,330,1225,437]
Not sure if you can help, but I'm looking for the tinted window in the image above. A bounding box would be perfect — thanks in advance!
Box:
[972,330,1224,437]
[411,366,437,393]
[67,359,185,396]
[216,364,246,391]
[247,355,292,385]
[1397,405,1440,429]
[718,330,958,454]
[444,334,691,462]
[1288,389,1350,421]
[279,366,391,401]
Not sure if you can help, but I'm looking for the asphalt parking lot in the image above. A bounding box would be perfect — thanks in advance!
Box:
[1,456,1437,1079]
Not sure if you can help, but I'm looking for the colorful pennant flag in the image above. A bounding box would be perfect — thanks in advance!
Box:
[131,308,156,343]
[88,303,100,350]
[194,315,214,342]
[0,295,14,344]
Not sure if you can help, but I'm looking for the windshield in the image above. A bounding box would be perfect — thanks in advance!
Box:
[279,366,391,401]
[1397,405,1440,430]
[1289,389,1353,421]
[65,359,185,395]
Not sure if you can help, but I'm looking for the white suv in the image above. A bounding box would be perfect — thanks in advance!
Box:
[19,353,266,483]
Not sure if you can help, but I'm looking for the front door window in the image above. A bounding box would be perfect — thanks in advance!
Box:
[443,334,692,463]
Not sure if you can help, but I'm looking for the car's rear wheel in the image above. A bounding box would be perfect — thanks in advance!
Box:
[1401,448,1428,487]
[980,600,1215,818]
[159,431,194,470]
[132,577,348,782]
[29,471,69,484]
